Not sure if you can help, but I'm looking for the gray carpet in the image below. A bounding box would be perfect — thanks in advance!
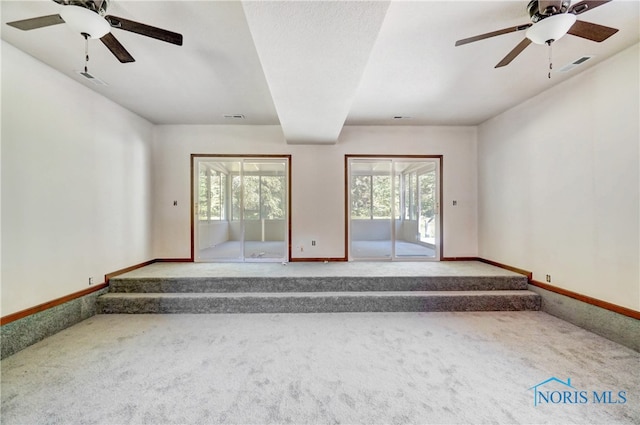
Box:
[99,261,537,314]
[2,312,638,424]
[113,261,517,279]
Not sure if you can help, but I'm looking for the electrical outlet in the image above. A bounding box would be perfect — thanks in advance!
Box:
[311,240,316,246]
[546,274,551,283]
[89,277,94,286]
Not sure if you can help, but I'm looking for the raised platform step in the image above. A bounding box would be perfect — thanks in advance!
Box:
[97,290,541,314]
[98,262,540,314]
[108,275,528,293]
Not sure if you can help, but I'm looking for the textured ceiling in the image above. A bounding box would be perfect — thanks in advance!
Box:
[243,1,390,144]
[2,0,639,144]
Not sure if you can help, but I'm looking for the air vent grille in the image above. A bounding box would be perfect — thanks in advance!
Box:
[75,70,108,86]
[560,55,594,73]
[223,114,246,119]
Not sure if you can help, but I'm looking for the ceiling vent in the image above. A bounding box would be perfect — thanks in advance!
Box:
[223,114,245,119]
[559,55,594,73]
[392,116,412,120]
[75,70,108,86]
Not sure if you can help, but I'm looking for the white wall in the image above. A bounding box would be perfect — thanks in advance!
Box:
[1,42,154,316]
[152,125,478,259]
[478,43,640,310]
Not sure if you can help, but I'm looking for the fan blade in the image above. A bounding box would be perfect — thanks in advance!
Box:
[567,20,618,42]
[495,38,532,68]
[104,15,183,46]
[455,24,532,47]
[100,32,135,63]
[6,14,64,31]
[568,0,611,15]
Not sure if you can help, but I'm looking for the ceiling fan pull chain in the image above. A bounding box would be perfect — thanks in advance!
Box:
[83,33,89,74]
[547,40,553,79]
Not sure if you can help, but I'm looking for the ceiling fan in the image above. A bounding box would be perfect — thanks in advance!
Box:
[6,0,183,64]
[455,0,618,69]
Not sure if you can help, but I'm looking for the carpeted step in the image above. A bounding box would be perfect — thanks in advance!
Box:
[97,290,541,314]
[107,275,529,293]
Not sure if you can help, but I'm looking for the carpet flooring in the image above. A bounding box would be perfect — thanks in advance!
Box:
[113,260,514,279]
[1,311,638,424]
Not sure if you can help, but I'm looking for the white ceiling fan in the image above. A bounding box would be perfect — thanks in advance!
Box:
[455,0,618,68]
[6,0,183,64]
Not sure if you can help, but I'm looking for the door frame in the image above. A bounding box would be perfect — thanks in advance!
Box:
[190,154,292,262]
[344,154,443,261]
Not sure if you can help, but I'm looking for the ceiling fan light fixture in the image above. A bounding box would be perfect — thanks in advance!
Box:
[60,5,110,39]
[526,13,576,44]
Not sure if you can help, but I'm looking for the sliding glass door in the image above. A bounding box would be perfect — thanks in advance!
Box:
[348,157,440,261]
[193,156,289,262]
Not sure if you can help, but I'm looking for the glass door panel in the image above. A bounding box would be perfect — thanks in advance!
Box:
[349,160,393,260]
[418,166,438,250]
[242,160,288,261]
[393,160,437,259]
[195,159,242,261]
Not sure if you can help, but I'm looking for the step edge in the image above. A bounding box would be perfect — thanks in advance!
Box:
[99,290,540,299]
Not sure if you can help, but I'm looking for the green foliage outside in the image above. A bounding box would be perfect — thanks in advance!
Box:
[233,174,285,220]
[198,169,226,221]
[199,167,286,222]
[351,171,435,221]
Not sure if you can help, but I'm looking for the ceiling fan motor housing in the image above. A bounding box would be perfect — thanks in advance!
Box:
[527,0,572,22]
[58,0,109,16]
